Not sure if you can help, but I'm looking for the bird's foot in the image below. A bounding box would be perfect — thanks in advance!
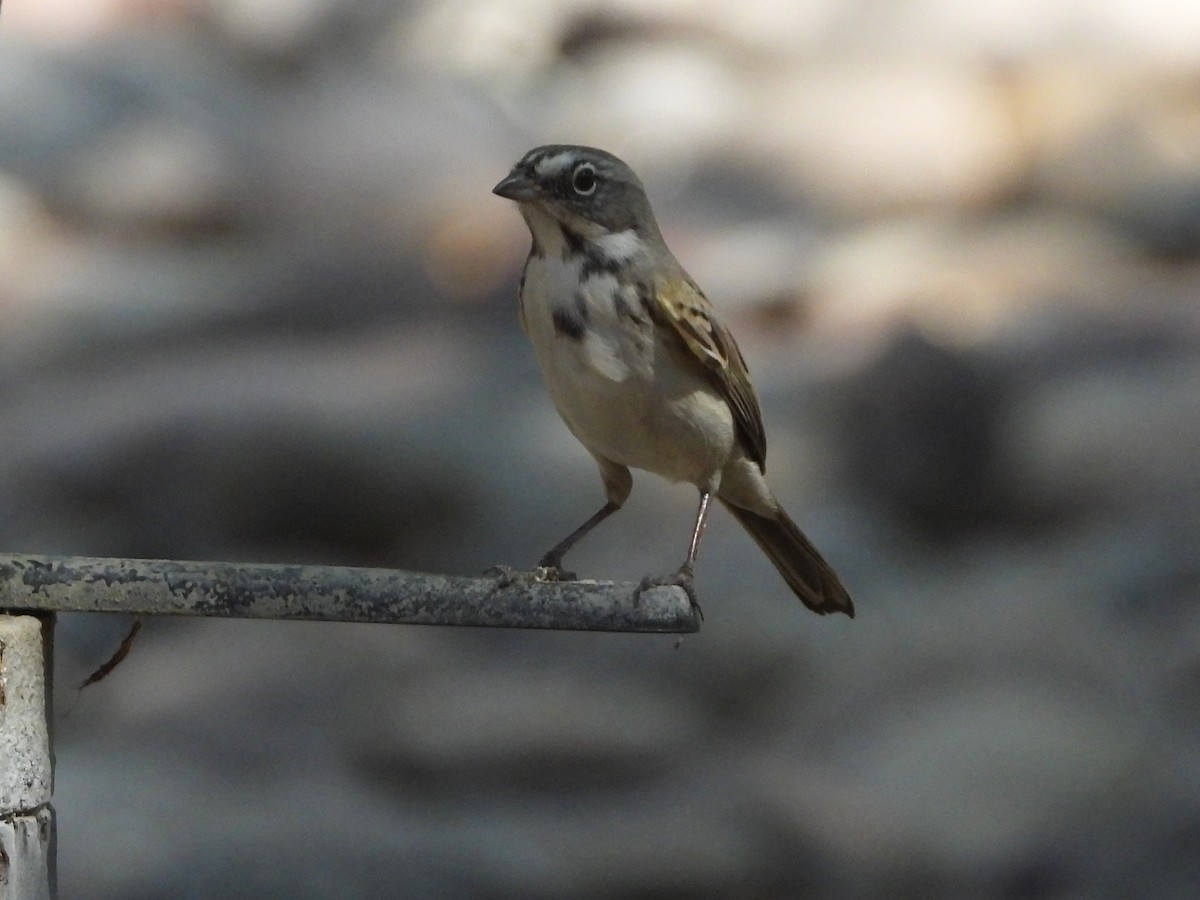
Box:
[635,563,703,622]
[535,554,578,582]
[535,565,578,582]
[484,564,515,587]
[484,563,577,589]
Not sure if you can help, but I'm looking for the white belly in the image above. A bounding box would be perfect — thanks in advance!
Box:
[520,255,736,488]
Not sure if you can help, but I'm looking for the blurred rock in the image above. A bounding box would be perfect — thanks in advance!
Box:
[351,665,701,792]
[836,328,1010,539]
[845,678,1148,867]
[545,39,744,168]
[808,209,1140,344]
[0,171,55,312]
[202,0,362,64]
[57,118,248,234]
[1115,179,1200,260]
[845,0,1200,67]
[742,61,1022,213]
[1005,353,1200,522]
[392,0,571,83]
[1030,72,1200,258]
[7,413,474,567]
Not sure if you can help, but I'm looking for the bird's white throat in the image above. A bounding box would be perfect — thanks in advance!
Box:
[591,228,643,263]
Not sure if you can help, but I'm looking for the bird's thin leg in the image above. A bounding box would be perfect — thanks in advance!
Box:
[683,491,713,570]
[635,491,711,621]
[538,500,621,575]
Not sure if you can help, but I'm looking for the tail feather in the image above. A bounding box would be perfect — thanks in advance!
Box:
[720,499,854,617]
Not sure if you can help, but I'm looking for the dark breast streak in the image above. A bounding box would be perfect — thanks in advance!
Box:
[559,223,624,278]
[551,305,586,340]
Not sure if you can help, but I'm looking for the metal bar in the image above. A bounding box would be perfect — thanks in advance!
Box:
[0,555,699,634]
[0,614,55,900]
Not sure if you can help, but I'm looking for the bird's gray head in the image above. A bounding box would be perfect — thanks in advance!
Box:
[492,145,660,240]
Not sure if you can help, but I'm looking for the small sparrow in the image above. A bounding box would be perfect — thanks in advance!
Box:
[493,145,853,618]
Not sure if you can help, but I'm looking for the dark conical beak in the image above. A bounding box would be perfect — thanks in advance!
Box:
[492,170,539,202]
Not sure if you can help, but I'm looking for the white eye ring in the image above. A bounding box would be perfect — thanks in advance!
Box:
[572,163,597,196]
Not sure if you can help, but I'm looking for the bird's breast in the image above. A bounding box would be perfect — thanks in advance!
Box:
[517,253,736,485]
[520,253,651,386]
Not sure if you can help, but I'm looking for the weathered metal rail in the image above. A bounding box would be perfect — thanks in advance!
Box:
[0,553,696,898]
[0,554,697,633]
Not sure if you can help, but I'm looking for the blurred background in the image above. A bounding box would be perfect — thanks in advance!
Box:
[3,0,1199,897]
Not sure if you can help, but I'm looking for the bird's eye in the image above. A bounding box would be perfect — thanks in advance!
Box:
[572,164,597,196]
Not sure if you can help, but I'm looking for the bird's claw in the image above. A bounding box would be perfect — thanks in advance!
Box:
[534,564,578,582]
[535,554,578,582]
[635,565,704,622]
[485,564,577,589]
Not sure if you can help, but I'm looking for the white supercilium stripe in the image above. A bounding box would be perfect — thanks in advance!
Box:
[534,152,576,178]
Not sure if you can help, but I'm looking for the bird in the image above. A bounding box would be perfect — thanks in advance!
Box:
[492,145,854,618]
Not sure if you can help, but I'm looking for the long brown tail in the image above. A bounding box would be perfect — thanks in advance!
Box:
[720,499,855,617]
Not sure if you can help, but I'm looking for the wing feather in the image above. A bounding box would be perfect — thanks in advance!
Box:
[648,274,768,469]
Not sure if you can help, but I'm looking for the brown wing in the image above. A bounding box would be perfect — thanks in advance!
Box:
[649,274,768,469]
